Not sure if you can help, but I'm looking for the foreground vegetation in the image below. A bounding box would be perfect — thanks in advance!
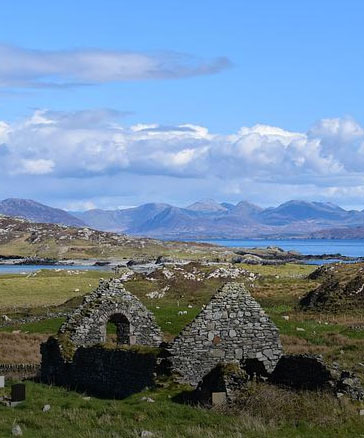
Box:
[0,380,363,438]
[0,262,364,437]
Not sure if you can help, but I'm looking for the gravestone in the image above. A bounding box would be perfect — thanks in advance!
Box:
[11,384,26,402]
[0,376,4,388]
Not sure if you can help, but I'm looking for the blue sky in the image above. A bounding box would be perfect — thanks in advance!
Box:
[1,0,364,210]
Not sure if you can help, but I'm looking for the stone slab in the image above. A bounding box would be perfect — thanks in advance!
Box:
[212,392,227,406]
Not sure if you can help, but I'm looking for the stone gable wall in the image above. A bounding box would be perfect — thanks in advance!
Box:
[59,279,163,348]
[168,282,282,385]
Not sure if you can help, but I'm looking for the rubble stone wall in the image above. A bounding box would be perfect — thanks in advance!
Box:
[40,337,159,398]
[59,279,163,348]
[0,363,39,379]
[169,282,282,385]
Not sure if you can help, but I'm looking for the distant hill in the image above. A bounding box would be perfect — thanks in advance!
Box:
[230,201,263,218]
[73,203,172,232]
[186,199,229,212]
[0,198,85,227]
[76,199,364,238]
[0,215,228,260]
[309,226,364,239]
[3,198,364,239]
[259,200,361,225]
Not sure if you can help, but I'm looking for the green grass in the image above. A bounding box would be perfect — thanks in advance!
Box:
[0,269,113,309]
[107,305,200,338]
[272,316,346,344]
[152,305,200,336]
[1,317,66,334]
[0,381,363,438]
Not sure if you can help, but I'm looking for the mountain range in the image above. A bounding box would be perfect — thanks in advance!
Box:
[0,198,84,227]
[1,198,364,239]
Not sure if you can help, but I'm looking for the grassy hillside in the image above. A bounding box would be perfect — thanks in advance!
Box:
[0,215,234,261]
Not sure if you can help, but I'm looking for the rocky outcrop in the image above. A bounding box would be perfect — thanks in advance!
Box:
[169,282,282,385]
[300,273,364,311]
[303,263,364,312]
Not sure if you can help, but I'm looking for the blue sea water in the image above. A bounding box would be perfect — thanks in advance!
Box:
[199,239,364,258]
[0,264,109,274]
[1,240,363,274]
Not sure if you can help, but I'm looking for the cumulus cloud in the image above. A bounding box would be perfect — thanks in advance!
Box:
[218,124,342,181]
[0,109,357,180]
[0,45,231,88]
[309,117,364,141]
[1,110,364,208]
[308,117,364,173]
[17,159,55,175]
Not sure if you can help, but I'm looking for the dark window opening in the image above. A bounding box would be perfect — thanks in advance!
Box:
[107,313,131,345]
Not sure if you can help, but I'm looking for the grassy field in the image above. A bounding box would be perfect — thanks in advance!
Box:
[0,262,364,437]
[0,269,112,309]
[0,380,363,438]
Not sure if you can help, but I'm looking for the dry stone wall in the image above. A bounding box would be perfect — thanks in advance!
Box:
[0,363,39,379]
[169,282,282,385]
[59,279,163,348]
[41,337,159,398]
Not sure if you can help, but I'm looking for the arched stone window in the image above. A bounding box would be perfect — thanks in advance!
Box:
[107,313,134,345]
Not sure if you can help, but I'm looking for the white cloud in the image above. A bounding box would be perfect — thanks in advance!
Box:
[2,110,364,208]
[0,110,356,180]
[308,117,364,173]
[0,45,231,88]
[309,117,364,141]
[0,121,10,140]
[17,159,55,175]
[64,200,96,211]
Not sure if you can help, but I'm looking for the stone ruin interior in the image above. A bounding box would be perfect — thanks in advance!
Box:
[40,279,364,404]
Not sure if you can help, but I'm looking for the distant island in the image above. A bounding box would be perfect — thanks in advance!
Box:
[1,197,364,240]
